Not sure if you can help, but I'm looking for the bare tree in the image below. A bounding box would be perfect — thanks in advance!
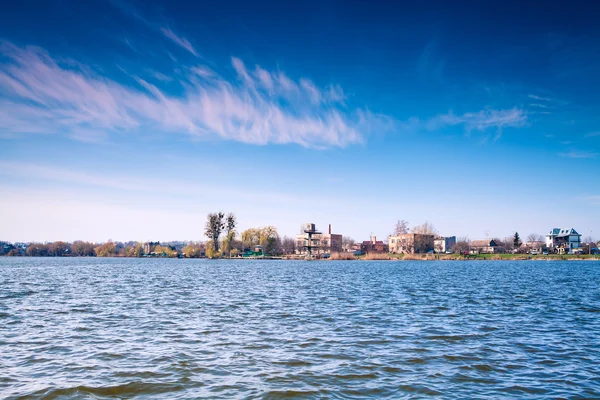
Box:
[583,236,596,254]
[413,235,433,253]
[342,236,356,252]
[396,236,415,254]
[281,236,296,254]
[503,236,515,253]
[452,236,470,254]
[393,220,410,235]
[527,233,544,243]
[412,221,438,235]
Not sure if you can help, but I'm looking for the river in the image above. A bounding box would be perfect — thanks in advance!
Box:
[1,258,600,398]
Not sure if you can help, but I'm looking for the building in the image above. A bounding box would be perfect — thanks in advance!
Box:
[546,228,581,253]
[388,234,434,254]
[470,239,500,254]
[143,241,160,254]
[320,225,343,254]
[434,236,456,253]
[362,236,388,253]
[296,224,342,255]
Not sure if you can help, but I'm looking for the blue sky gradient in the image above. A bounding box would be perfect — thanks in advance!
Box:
[1,0,599,242]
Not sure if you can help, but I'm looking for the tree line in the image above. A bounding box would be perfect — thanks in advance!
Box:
[203,211,298,258]
[0,212,300,258]
[3,215,596,257]
[0,240,207,258]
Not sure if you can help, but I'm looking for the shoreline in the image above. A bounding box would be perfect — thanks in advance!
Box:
[3,255,598,261]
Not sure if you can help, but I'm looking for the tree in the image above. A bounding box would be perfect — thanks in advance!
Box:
[526,233,544,243]
[412,221,438,235]
[182,242,204,258]
[94,242,117,257]
[154,245,177,257]
[71,241,96,257]
[26,243,50,257]
[241,226,279,255]
[281,236,296,254]
[513,232,522,249]
[260,226,279,255]
[583,236,596,254]
[125,243,144,257]
[48,241,70,257]
[342,236,355,252]
[393,220,410,235]
[205,240,217,259]
[242,228,261,249]
[503,236,515,253]
[205,212,225,253]
[414,235,434,253]
[221,213,237,255]
[272,236,284,255]
[452,237,470,255]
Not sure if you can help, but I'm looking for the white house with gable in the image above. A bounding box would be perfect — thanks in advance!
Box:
[546,228,581,253]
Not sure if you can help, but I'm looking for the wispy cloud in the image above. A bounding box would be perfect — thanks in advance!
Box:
[424,108,527,140]
[0,41,388,148]
[585,131,600,138]
[147,70,173,82]
[528,94,551,101]
[559,151,598,159]
[160,27,198,57]
[526,94,558,114]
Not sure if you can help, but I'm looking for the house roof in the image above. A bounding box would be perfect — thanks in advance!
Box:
[548,228,580,237]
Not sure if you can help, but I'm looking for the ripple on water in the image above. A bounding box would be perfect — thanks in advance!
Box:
[1,258,600,399]
[21,382,186,399]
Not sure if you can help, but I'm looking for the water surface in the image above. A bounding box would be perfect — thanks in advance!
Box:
[1,258,600,398]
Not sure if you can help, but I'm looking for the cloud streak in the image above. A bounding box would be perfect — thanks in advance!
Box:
[0,41,388,148]
[160,27,198,56]
[422,108,527,140]
[528,94,551,101]
[559,151,598,159]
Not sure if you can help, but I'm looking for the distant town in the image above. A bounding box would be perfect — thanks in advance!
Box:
[1,214,598,259]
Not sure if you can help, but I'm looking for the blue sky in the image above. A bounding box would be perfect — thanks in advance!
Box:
[1,0,599,243]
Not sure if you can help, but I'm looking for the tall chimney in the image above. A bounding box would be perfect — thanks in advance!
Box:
[372,235,376,244]
[329,224,331,234]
